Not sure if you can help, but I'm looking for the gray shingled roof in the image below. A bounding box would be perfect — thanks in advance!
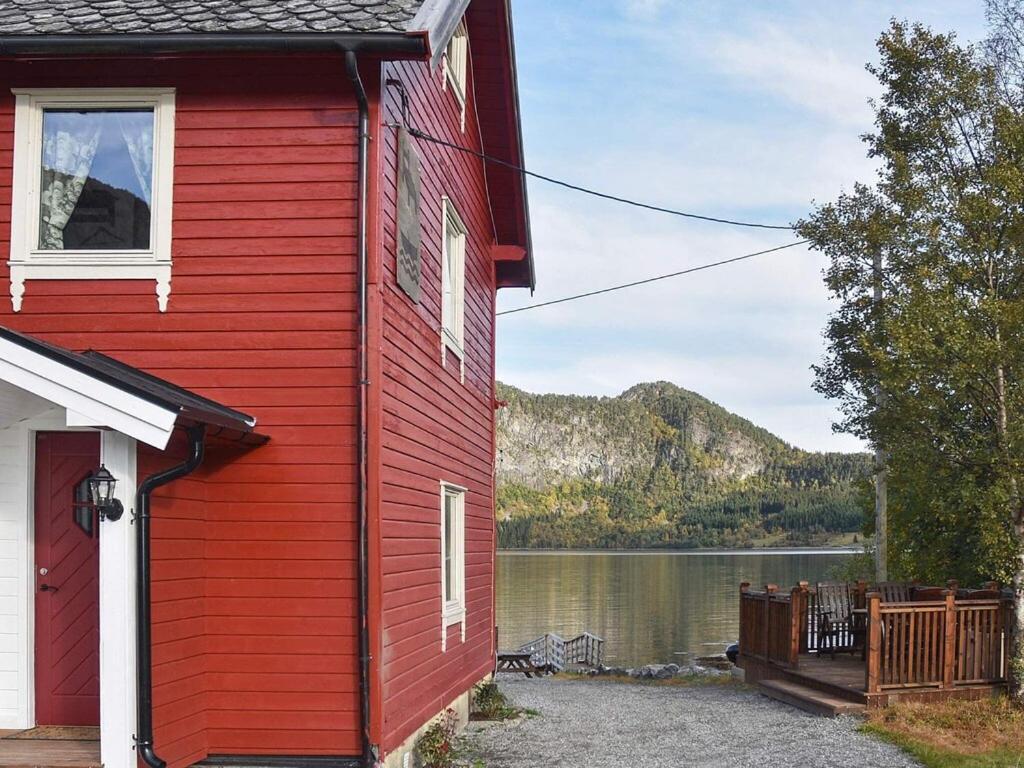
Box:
[0,0,427,35]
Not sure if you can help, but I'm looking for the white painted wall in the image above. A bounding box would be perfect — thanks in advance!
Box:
[0,407,63,729]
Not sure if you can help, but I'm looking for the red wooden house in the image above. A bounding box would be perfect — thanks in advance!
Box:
[0,2,533,767]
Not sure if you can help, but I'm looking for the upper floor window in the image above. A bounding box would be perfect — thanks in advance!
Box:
[39,108,153,251]
[441,197,466,364]
[444,20,468,129]
[9,88,176,312]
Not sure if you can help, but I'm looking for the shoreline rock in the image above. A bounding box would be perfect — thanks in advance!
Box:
[577,659,731,680]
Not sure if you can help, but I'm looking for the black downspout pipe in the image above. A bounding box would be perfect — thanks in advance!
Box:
[343,49,375,768]
[137,424,207,768]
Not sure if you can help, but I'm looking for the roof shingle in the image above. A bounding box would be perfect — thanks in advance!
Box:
[0,0,426,36]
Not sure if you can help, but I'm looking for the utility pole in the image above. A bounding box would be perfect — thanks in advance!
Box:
[873,247,887,582]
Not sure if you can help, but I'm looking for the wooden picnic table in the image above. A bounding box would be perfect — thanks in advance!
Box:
[497,651,543,678]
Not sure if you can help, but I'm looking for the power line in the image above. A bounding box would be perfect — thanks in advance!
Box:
[497,240,810,316]
[401,125,795,231]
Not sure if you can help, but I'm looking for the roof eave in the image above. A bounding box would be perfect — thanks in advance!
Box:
[504,0,535,292]
[409,0,472,66]
[0,30,429,58]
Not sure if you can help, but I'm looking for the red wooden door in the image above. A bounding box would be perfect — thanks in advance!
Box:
[33,432,101,726]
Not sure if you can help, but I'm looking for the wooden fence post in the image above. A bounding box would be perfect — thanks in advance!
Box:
[855,579,867,610]
[798,581,811,655]
[789,582,808,665]
[739,582,750,659]
[942,590,956,689]
[866,592,881,694]
[765,584,777,664]
[1004,592,1014,681]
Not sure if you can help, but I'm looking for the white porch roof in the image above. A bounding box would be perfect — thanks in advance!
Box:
[0,327,259,449]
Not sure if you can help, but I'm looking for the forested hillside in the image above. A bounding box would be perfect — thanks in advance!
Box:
[496,381,870,549]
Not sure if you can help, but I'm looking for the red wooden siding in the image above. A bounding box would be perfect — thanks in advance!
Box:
[372,19,499,754]
[0,54,362,766]
[144,438,210,768]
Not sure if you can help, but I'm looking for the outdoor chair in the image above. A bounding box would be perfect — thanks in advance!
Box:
[875,581,914,603]
[814,581,865,659]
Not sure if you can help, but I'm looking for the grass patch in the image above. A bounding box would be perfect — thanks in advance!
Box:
[469,681,535,722]
[862,696,1024,768]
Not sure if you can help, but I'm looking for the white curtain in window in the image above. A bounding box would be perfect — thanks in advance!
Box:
[118,114,153,205]
[39,115,103,250]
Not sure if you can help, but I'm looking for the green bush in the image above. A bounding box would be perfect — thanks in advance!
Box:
[472,681,514,720]
[416,709,457,768]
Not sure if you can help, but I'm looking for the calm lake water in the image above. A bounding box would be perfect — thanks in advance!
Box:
[496,550,855,667]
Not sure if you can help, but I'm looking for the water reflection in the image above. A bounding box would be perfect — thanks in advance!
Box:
[497,551,852,666]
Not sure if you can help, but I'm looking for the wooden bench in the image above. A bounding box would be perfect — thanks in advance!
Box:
[496,651,543,678]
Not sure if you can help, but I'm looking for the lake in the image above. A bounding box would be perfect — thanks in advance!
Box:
[496,549,856,667]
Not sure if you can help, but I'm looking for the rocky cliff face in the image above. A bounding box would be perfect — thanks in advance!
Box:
[495,381,870,549]
[496,386,657,488]
[497,381,789,492]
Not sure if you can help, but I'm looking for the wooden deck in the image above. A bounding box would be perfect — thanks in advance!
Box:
[791,653,866,695]
[738,583,1013,715]
[0,729,101,768]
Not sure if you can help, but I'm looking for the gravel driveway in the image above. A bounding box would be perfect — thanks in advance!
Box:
[466,677,920,768]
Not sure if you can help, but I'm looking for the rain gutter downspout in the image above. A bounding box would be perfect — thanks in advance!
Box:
[343,48,376,768]
[136,424,207,768]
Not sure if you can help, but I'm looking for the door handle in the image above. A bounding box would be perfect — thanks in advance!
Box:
[40,584,59,592]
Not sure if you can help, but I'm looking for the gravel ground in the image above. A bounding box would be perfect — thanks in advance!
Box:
[465,677,921,768]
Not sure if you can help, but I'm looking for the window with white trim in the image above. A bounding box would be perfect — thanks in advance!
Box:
[440,482,466,650]
[8,88,176,312]
[444,19,468,129]
[440,197,466,365]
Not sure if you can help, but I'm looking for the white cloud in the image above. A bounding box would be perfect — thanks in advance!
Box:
[620,0,668,20]
[706,22,879,127]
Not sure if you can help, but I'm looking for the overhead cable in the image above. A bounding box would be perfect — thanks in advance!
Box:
[497,240,810,316]
[401,125,795,232]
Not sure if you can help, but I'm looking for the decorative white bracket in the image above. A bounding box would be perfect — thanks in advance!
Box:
[9,262,172,312]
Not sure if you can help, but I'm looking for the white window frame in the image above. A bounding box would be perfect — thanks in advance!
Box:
[443,19,468,130]
[8,87,176,312]
[440,481,466,651]
[440,196,466,380]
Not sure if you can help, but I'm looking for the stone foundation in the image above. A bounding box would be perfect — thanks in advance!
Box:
[380,673,491,768]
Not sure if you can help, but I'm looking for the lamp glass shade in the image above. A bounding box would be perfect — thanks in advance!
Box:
[89,465,116,505]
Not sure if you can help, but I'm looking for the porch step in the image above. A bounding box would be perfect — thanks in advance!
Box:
[758,679,866,717]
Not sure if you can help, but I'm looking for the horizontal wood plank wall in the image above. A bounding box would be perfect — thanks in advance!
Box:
[375,24,498,755]
[0,55,361,766]
[143,437,209,768]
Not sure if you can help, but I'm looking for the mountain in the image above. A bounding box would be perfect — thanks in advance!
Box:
[495,381,871,549]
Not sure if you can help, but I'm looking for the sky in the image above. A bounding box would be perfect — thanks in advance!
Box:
[494,0,989,453]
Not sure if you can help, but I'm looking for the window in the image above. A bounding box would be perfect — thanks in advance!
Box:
[444,19,468,129]
[440,197,466,368]
[440,482,466,650]
[9,89,176,312]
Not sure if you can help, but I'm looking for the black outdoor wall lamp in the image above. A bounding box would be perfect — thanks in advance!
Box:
[89,465,125,521]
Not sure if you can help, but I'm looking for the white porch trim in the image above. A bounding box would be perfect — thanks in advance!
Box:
[1,413,138,768]
[100,431,137,768]
[0,336,177,449]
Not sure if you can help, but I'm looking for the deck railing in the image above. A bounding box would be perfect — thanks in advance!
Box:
[739,581,1013,695]
[866,593,1011,693]
[519,631,604,672]
[738,583,806,668]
